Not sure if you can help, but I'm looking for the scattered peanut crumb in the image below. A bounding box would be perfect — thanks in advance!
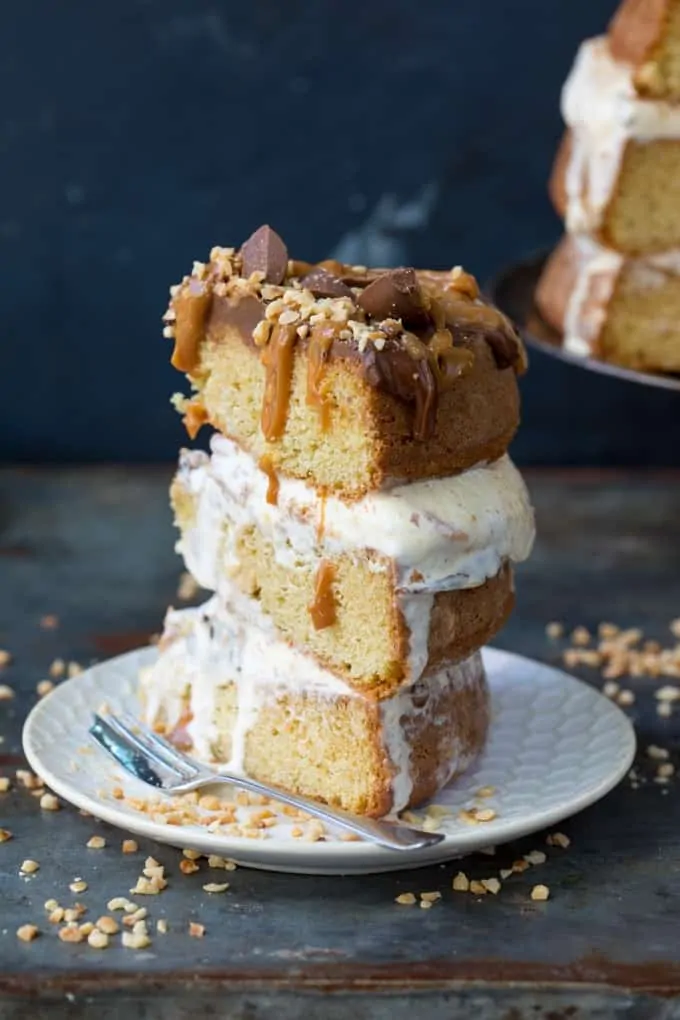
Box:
[96,916,119,935]
[188,922,205,938]
[481,878,501,895]
[499,868,514,880]
[67,661,82,678]
[658,702,673,718]
[0,649,12,668]
[49,658,66,678]
[203,882,229,894]
[0,828,12,843]
[419,899,434,910]
[177,571,199,601]
[617,689,635,707]
[531,884,550,901]
[88,929,109,949]
[182,848,201,860]
[603,681,620,698]
[39,793,60,811]
[0,685,15,700]
[79,922,95,936]
[122,839,138,854]
[86,835,106,849]
[545,622,564,639]
[40,614,59,630]
[16,924,39,943]
[180,859,200,875]
[458,806,497,825]
[0,778,10,793]
[20,859,40,874]
[207,856,237,870]
[58,926,84,943]
[44,898,59,912]
[107,897,137,912]
[395,892,417,905]
[571,626,591,646]
[524,850,547,866]
[670,618,680,639]
[647,745,670,760]
[546,832,571,849]
[122,930,151,950]
[658,763,675,778]
[420,891,441,903]
[469,880,487,896]
[475,786,496,799]
[156,919,168,934]
[70,880,88,893]
[36,679,54,697]
[452,872,470,892]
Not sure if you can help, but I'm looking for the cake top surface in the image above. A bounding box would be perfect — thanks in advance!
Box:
[163,225,525,442]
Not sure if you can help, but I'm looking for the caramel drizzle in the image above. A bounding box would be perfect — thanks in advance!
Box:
[258,454,280,506]
[182,398,209,439]
[260,323,298,441]
[316,494,327,543]
[309,560,337,630]
[306,329,334,430]
[171,282,212,373]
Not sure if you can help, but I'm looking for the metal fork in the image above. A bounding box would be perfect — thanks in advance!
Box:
[89,712,445,851]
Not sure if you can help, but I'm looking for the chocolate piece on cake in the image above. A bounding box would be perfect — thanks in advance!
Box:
[141,600,490,818]
[164,225,525,499]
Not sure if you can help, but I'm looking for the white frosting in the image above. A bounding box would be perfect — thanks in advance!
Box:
[560,235,680,356]
[141,598,484,814]
[561,37,680,234]
[178,434,534,597]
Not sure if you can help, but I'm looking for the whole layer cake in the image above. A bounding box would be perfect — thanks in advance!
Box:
[164,225,526,499]
[536,234,680,370]
[141,598,489,817]
[171,435,534,696]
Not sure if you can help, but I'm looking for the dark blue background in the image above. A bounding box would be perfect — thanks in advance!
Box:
[4,0,680,465]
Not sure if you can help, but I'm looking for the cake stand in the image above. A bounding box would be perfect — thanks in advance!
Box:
[487,250,680,393]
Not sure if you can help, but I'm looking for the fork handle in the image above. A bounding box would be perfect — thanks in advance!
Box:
[207,771,445,851]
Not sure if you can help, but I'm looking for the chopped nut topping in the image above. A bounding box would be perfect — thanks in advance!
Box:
[188,922,205,938]
[40,793,60,811]
[0,778,10,793]
[0,828,12,842]
[122,930,151,950]
[545,622,564,639]
[67,662,83,678]
[86,835,106,849]
[203,882,229,894]
[0,649,12,668]
[452,872,470,892]
[20,859,40,874]
[617,690,635,707]
[49,658,66,678]
[469,880,487,896]
[17,924,40,942]
[70,880,88,893]
[531,884,550,901]
[182,848,201,860]
[96,916,119,935]
[524,850,547,866]
[88,929,109,949]
[571,626,591,646]
[107,897,137,912]
[44,898,59,912]
[420,891,441,903]
[647,745,670,760]
[475,786,496,799]
[157,918,169,933]
[481,878,501,895]
[37,679,55,697]
[48,908,65,924]
[546,832,571,849]
[122,839,139,854]
[0,684,15,700]
[40,614,59,630]
[395,892,417,905]
[180,859,200,875]
[59,926,84,943]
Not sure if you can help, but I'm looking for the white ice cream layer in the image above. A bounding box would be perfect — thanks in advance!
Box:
[177,434,534,597]
[141,597,485,814]
[561,36,680,234]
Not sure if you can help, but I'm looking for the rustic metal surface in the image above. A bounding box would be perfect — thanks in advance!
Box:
[2,466,680,1019]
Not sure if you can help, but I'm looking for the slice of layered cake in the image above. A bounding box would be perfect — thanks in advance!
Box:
[537,0,680,372]
[146,225,534,817]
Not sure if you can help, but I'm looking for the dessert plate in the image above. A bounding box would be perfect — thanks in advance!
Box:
[23,646,635,875]
[487,252,680,393]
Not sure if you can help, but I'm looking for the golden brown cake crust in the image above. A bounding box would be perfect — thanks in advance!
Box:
[609,0,669,69]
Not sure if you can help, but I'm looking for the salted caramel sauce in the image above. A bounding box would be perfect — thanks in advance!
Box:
[171,280,212,373]
[316,494,327,543]
[306,326,336,430]
[258,454,280,506]
[260,323,298,441]
[182,398,209,439]
[309,560,337,630]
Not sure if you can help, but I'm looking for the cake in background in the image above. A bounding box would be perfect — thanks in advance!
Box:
[143,225,535,817]
[536,0,680,373]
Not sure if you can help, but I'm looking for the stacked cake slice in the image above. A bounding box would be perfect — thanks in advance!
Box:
[142,225,534,817]
[536,0,680,372]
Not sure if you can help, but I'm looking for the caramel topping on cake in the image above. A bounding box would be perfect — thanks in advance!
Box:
[164,225,525,443]
[309,560,337,630]
[260,323,298,441]
[258,454,279,506]
[182,398,209,440]
[171,280,212,373]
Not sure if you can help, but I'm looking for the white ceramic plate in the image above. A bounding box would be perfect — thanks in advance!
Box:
[23,646,636,875]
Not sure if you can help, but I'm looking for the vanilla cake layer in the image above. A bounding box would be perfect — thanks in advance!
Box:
[165,227,525,499]
[536,234,680,371]
[171,436,534,696]
[141,598,489,818]
[550,37,680,254]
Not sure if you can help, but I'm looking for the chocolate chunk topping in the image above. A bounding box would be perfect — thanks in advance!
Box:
[299,267,355,300]
[208,294,265,344]
[240,225,288,285]
[358,268,431,331]
[484,329,522,370]
[362,344,437,441]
